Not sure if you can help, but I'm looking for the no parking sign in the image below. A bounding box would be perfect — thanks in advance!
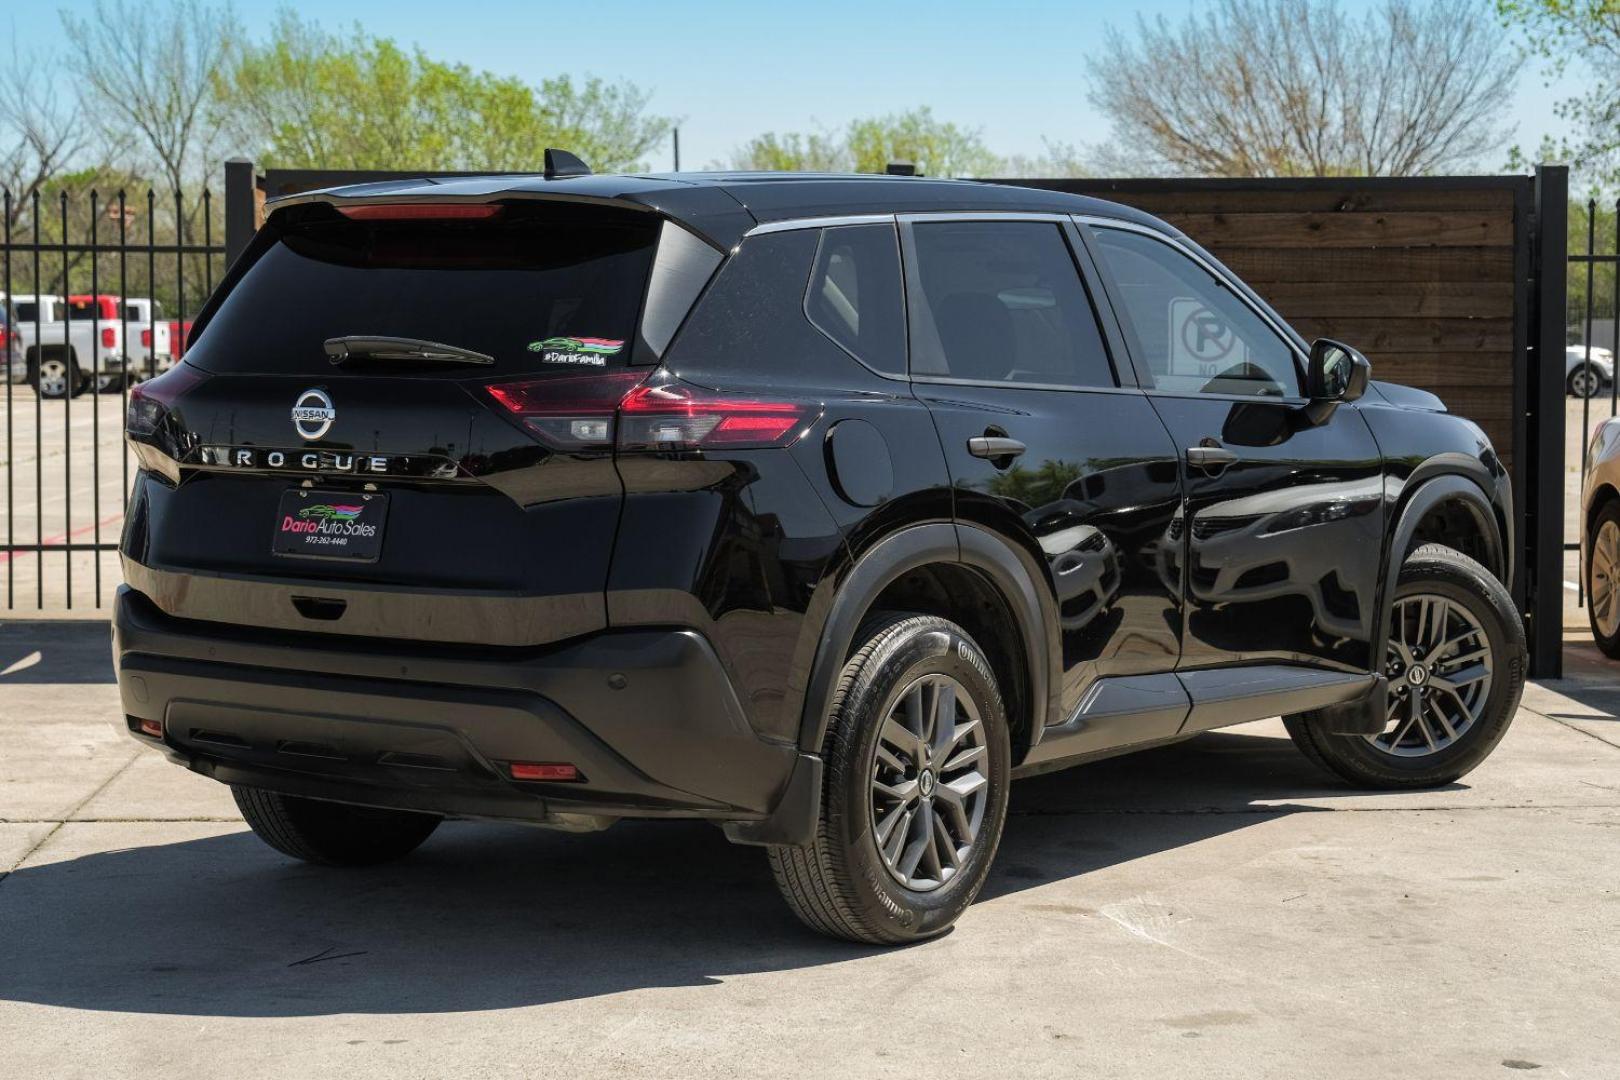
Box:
[1168,296,1249,377]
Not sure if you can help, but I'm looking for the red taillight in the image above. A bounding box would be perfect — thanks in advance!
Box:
[140,329,152,348]
[101,327,116,349]
[616,383,812,450]
[338,203,504,221]
[127,362,210,437]
[138,718,162,738]
[485,371,647,449]
[508,762,579,782]
[484,374,816,453]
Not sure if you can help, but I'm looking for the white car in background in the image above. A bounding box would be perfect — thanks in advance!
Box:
[1568,344,1616,398]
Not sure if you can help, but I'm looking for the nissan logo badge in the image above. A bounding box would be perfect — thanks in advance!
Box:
[291,388,335,441]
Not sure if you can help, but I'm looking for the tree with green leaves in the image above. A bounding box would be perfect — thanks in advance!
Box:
[1498,1,1620,189]
[725,108,1021,178]
[215,12,672,173]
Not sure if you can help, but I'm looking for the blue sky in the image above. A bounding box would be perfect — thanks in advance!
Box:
[6,0,1577,172]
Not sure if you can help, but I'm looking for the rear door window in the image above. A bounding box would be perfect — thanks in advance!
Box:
[805,224,906,375]
[186,203,660,377]
[905,220,1117,389]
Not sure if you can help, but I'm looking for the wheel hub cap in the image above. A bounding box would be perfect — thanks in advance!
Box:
[1367,593,1493,758]
[870,673,988,893]
[1591,521,1620,639]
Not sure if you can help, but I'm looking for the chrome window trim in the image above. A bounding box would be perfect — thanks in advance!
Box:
[745,213,897,238]
[1072,213,1311,399]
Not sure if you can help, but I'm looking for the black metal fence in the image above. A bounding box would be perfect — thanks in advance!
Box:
[1570,197,1620,608]
[1,186,226,610]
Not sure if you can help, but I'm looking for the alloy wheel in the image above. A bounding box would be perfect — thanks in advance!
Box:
[870,673,989,892]
[1571,366,1600,398]
[1592,520,1620,639]
[1372,593,1494,757]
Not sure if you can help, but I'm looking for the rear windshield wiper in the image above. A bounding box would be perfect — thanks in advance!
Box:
[324,335,494,366]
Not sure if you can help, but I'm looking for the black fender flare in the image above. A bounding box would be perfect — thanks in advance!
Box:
[722,521,1055,847]
[1376,469,1507,650]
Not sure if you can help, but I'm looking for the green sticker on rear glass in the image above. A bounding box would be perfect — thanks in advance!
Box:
[528,336,625,366]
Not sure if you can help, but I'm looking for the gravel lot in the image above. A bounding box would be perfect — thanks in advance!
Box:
[0,622,1615,1079]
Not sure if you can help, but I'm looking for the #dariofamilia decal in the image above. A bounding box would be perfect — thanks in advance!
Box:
[527,336,625,367]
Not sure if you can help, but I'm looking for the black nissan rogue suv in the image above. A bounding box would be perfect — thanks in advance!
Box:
[115,165,1527,943]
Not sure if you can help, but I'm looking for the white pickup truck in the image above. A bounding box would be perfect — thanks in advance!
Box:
[122,297,175,378]
[5,293,171,398]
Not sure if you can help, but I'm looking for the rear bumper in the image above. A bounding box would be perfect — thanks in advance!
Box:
[113,586,800,827]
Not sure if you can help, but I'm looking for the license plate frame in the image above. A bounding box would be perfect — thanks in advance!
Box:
[272,489,388,563]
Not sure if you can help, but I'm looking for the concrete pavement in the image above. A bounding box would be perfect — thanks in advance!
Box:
[0,620,1616,1078]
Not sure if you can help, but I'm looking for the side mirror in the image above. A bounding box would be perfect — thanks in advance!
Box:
[1308,339,1370,403]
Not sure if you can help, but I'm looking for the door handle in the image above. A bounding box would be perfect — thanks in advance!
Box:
[967,436,1027,461]
[1185,445,1238,470]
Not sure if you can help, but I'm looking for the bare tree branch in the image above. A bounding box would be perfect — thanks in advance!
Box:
[1088,0,1523,177]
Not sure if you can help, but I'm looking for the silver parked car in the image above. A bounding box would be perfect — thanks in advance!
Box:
[1582,417,1620,654]
[1567,344,1616,399]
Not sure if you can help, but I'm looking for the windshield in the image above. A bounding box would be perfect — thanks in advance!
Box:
[186,203,660,377]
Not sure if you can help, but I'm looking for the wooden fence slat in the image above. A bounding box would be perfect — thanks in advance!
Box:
[1071,187,1517,215]
[1213,246,1515,283]
[1288,317,1515,352]
[1160,211,1514,248]
[1259,281,1516,319]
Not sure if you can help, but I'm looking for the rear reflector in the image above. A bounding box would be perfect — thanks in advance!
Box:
[337,203,504,222]
[509,762,579,782]
[138,718,162,738]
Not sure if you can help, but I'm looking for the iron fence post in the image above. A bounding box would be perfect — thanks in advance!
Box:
[1531,164,1568,678]
[224,158,258,268]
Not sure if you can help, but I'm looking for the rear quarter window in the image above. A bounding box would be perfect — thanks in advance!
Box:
[805,224,906,376]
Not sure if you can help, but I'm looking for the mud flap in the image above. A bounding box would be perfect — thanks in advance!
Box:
[721,752,823,847]
[1317,675,1390,735]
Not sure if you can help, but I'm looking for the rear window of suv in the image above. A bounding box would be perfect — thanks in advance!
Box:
[186,202,660,376]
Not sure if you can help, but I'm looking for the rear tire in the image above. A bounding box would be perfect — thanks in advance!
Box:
[1568,363,1603,399]
[1285,543,1525,789]
[28,352,85,399]
[232,786,441,867]
[767,612,1011,944]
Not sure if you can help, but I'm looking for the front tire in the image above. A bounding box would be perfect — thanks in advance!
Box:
[1285,543,1525,788]
[233,786,441,866]
[768,613,1011,944]
[1587,500,1620,658]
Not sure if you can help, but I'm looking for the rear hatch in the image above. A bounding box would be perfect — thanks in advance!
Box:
[123,199,669,645]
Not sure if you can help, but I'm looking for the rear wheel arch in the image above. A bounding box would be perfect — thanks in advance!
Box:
[794,522,1055,762]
